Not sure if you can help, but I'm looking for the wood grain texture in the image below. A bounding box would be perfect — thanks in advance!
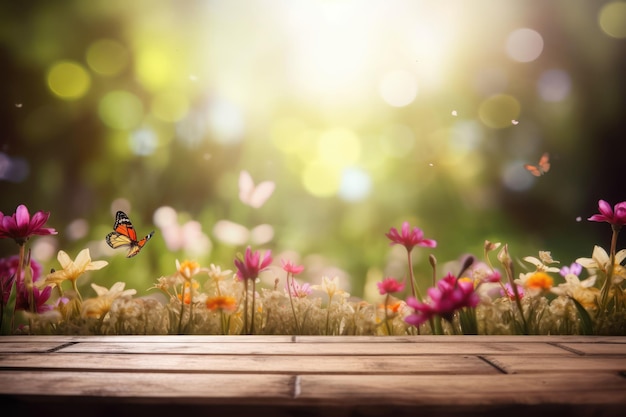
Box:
[1,335,625,417]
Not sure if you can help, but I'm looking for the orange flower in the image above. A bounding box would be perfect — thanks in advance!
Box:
[525,272,553,291]
[177,291,192,305]
[206,296,237,312]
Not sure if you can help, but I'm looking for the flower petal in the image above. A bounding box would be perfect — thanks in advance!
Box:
[57,250,72,269]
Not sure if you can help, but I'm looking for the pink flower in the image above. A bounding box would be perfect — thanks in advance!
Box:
[404,273,479,326]
[0,255,43,305]
[15,284,53,313]
[560,262,582,277]
[588,200,626,227]
[0,204,57,245]
[377,277,406,295]
[385,222,436,252]
[281,259,304,275]
[286,279,312,298]
[234,246,272,281]
[500,283,525,300]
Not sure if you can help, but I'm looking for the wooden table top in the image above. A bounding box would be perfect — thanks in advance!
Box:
[1,335,625,417]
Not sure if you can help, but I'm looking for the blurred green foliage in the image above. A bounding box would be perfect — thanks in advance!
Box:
[1,0,625,301]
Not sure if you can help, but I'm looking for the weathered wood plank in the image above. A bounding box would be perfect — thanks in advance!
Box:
[53,341,572,355]
[297,373,626,406]
[2,335,624,345]
[0,370,294,400]
[481,354,626,374]
[555,342,626,355]
[0,335,294,343]
[0,342,71,353]
[0,353,498,375]
[1,371,624,406]
[296,335,626,343]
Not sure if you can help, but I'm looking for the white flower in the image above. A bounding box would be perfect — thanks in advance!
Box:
[311,276,350,301]
[523,252,560,273]
[576,245,626,284]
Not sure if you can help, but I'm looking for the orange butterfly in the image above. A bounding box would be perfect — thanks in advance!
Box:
[106,211,154,258]
[524,153,550,177]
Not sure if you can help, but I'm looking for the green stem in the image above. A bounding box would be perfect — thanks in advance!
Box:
[383,294,392,335]
[600,226,619,314]
[250,280,256,335]
[407,250,423,301]
[286,273,301,334]
[71,279,83,302]
[243,279,249,334]
[325,294,333,335]
[177,284,186,334]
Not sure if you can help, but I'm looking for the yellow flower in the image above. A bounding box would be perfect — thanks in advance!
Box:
[38,249,108,288]
[81,282,136,318]
[176,259,200,281]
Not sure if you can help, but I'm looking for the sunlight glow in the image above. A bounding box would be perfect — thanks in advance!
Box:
[379,70,418,107]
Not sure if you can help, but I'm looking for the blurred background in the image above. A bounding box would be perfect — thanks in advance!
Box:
[1,0,625,302]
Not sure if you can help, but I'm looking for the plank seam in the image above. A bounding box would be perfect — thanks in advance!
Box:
[548,342,585,356]
[47,342,79,353]
[477,355,509,374]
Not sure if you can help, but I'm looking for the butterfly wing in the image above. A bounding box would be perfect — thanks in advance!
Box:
[126,231,155,258]
[238,170,254,205]
[106,211,153,258]
[538,153,550,174]
[524,164,542,177]
[524,153,550,177]
[249,181,275,208]
[238,170,275,208]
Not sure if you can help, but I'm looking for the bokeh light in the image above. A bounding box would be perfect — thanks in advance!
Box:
[86,39,129,76]
[598,2,626,39]
[478,94,521,129]
[537,69,572,102]
[47,61,91,100]
[505,28,544,63]
[98,90,144,130]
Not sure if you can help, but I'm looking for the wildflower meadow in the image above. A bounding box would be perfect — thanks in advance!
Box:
[1,199,625,336]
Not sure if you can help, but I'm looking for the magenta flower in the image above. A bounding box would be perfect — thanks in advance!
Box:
[0,255,43,304]
[405,273,479,326]
[0,204,57,245]
[234,246,273,281]
[281,259,304,275]
[377,277,406,295]
[16,284,53,313]
[588,200,626,227]
[385,221,436,252]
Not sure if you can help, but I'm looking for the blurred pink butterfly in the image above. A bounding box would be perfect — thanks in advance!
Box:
[524,153,550,177]
[238,170,275,208]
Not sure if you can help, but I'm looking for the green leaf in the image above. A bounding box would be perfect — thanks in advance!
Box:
[1,274,18,335]
[571,297,594,335]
